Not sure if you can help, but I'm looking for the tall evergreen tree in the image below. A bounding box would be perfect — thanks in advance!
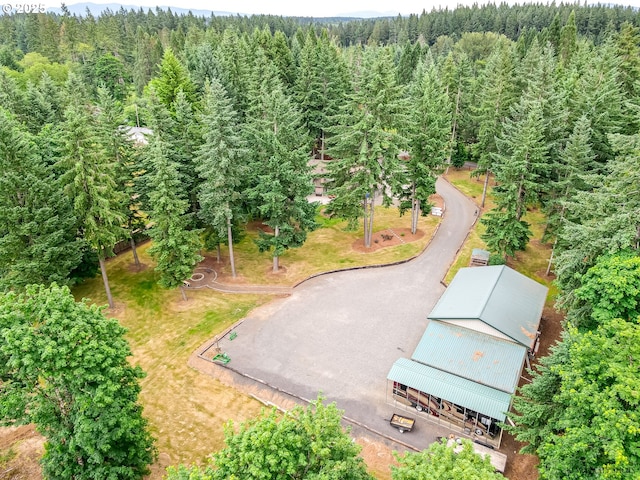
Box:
[146,134,202,299]
[148,48,196,110]
[96,86,144,267]
[171,90,202,213]
[195,79,248,278]
[214,27,253,118]
[568,40,624,163]
[543,115,596,274]
[23,80,56,134]
[481,98,549,259]
[615,22,640,135]
[0,109,82,290]
[555,130,640,319]
[245,56,316,272]
[0,69,24,118]
[326,46,409,248]
[440,51,471,168]
[294,29,351,160]
[472,41,517,207]
[402,59,451,234]
[58,94,126,309]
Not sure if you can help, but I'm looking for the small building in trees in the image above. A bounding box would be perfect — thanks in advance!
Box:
[309,157,330,196]
[387,266,547,448]
[469,248,490,266]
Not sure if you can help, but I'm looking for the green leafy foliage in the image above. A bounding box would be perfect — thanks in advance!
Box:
[0,284,156,479]
[165,397,373,480]
[574,249,640,326]
[391,438,505,479]
[514,320,640,480]
[210,397,373,480]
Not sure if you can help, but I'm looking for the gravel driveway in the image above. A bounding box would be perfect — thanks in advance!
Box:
[212,177,479,450]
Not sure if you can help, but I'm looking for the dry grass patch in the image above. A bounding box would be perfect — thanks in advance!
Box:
[73,244,273,476]
[213,204,440,285]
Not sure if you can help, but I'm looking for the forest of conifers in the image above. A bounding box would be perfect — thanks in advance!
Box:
[1,2,640,479]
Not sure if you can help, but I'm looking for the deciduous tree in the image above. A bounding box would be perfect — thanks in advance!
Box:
[176,397,374,480]
[511,319,640,480]
[574,249,640,327]
[391,438,505,479]
[0,284,156,479]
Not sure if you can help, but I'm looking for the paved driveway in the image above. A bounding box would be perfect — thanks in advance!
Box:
[214,178,479,450]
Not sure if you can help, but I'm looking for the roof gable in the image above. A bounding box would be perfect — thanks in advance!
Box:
[428,266,548,348]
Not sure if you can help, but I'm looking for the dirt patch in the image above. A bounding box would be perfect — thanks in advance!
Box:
[536,306,564,360]
[197,255,248,284]
[430,193,444,210]
[501,432,539,480]
[352,228,425,253]
[104,302,126,317]
[246,220,274,234]
[265,264,287,276]
[357,436,396,480]
[127,262,149,273]
[0,425,44,480]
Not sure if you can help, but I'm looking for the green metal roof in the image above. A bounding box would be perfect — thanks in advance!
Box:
[412,321,527,394]
[387,358,512,421]
[428,266,548,349]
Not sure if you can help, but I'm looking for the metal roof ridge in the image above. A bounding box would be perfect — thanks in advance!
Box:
[477,265,523,346]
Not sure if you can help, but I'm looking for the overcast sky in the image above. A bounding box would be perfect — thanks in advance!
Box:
[52,0,640,17]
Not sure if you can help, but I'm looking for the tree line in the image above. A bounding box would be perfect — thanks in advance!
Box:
[1,3,640,478]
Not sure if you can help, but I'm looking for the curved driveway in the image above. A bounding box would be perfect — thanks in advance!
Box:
[213,177,479,449]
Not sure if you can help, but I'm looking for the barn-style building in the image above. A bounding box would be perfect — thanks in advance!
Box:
[387,265,548,447]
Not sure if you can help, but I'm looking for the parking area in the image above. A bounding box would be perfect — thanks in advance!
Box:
[200,178,479,451]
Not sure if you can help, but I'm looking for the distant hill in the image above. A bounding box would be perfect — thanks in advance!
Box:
[47,3,235,16]
[47,2,395,18]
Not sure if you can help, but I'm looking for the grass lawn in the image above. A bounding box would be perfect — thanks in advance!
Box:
[73,243,273,475]
[71,205,441,478]
[443,168,557,301]
[213,204,439,285]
